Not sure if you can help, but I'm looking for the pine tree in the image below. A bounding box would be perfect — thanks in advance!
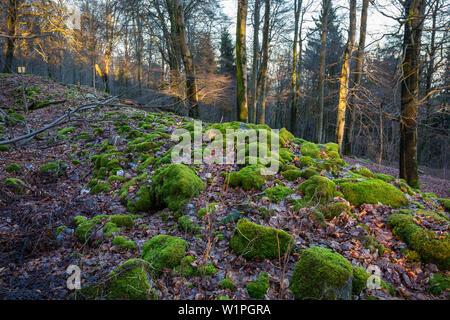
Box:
[219,28,235,74]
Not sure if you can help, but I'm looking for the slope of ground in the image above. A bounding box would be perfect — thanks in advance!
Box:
[0,74,449,300]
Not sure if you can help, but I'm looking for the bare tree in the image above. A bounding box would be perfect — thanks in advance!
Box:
[236,0,249,122]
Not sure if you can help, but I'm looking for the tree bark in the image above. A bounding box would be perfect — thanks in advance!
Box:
[173,0,199,118]
[344,0,369,155]
[317,0,330,143]
[335,0,356,153]
[256,0,270,125]
[400,0,425,188]
[3,0,18,73]
[236,0,249,122]
[290,0,302,135]
[250,0,261,124]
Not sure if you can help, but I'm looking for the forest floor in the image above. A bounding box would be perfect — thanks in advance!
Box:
[0,74,449,300]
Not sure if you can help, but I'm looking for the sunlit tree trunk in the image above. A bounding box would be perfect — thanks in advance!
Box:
[236,0,249,122]
[335,0,356,153]
[174,0,199,118]
[3,0,18,73]
[290,0,302,135]
[344,0,369,155]
[400,0,425,188]
[250,0,261,124]
[257,0,270,124]
[317,0,330,143]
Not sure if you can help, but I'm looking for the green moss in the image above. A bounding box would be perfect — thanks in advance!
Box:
[300,167,319,179]
[301,142,321,158]
[352,167,375,178]
[90,182,110,195]
[127,185,151,213]
[72,215,87,225]
[340,179,408,208]
[40,160,67,176]
[150,164,205,215]
[106,259,157,300]
[299,156,317,168]
[289,247,353,300]
[374,173,396,182]
[58,127,75,135]
[387,213,450,270]
[198,263,217,276]
[103,222,120,238]
[55,225,67,236]
[217,296,231,300]
[110,215,134,227]
[77,132,93,140]
[107,175,126,182]
[141,235,188,275]
[282,168,302,181]
[439,198,450,212]
[427,273,450,295]
[247,273,269,299]
[279,128,294,143]
[264,185,295,203]
[406,250,420,261]
[298,175,337,205]
[178,215,201,234]
[173,256,196,277]
[112,236,137,250]
[227,165,269,191]
[219,278,237,291]
[279,148,295,163]
[4,178,25,195]
[6,163,21,173]
[0,145,10,152]
[352,266,395,296]
[361,236,388,255]
[74,220,96,242]
[230,218,294,260]
[316,202,351,220]
[197,203,219,219]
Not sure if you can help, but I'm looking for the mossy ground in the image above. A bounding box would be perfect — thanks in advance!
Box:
[230,218,294,260]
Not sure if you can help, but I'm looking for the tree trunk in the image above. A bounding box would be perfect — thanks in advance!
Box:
[344,0,369,155]
[335,0,356,153]
[290,0,302,135]
[317,0,329,143]
[400,0,425,188]
[173,0,199,118]
[236,0,249,122]
[256,0,270,125]
[250,0,261,124]
[3,0,18,73]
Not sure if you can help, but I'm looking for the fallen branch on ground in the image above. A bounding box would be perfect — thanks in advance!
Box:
[0,96,119,146]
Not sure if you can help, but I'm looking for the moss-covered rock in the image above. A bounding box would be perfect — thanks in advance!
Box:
[374,173,396,182]
[126,185,151,213]
[281,167,302,181]
[352,266,395,296]
[439,198,450,212]
[300,142,321,158]
[105,259,157,300]
[112,236,137,250]
[387,213,450,270]
[340,179,408,208]
[150,164,205,215]
[141,235,188,275]
[316,202,351,220]
[300,167,319,179]
[247,273,269,299]
[279,128,294,143]
[110,215,134,227]
[227,165,270,191]
[40,160,67,177]
[289,247,353,300]
[230,218,294,260]
[197,263,217,276]
[264,185,295,203]
[298,175,337,205]
[299,156,317,168]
